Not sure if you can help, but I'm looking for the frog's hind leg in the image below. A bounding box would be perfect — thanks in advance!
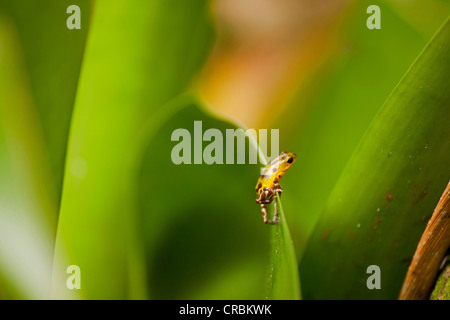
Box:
[260,201,280,225]
[256,187,279,225]
[261,204,271,224]
[271,200,280,224]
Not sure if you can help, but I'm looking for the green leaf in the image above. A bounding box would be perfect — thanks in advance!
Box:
[265,196,301,300]
[52,0,214,299]
[300,17,450,299]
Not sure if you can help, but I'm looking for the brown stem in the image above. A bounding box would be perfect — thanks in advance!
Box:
[399,181,450,300]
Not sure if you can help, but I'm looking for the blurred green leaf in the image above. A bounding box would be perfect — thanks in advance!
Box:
[300,18,450,299]
[0,17,58,299]
[0,0,91,202]
[138,99,271,299]
[52,0,214,299]
[138,97,302,299]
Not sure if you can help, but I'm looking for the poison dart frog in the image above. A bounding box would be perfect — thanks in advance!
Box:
[255,151,297,225]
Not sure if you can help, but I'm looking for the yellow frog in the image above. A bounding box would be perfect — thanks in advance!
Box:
[255,151,297,225]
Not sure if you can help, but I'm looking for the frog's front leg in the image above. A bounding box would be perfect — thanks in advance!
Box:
[273,177,283,195]
[255,187,275,204]
[256,187,280,225]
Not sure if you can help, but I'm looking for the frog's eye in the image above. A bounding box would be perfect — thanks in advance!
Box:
[287,157,294,164]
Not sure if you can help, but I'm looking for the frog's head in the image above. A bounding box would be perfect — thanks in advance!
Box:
[279,151,297,169]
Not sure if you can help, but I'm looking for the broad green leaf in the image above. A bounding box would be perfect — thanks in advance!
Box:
[52,0,214,299]
[271,1,449,259]
[300,18,450,299]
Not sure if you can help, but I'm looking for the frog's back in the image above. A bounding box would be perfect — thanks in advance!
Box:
[255,171,275,194]
[255,152,297,194]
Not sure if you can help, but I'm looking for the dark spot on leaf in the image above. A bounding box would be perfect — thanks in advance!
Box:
[413,187,429,205]
[421,189,428,197]
[372,217,383,231]
[374,217,383,224]
[385,192,394,202]
[401,257,412,264]
[413,214,432,226]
